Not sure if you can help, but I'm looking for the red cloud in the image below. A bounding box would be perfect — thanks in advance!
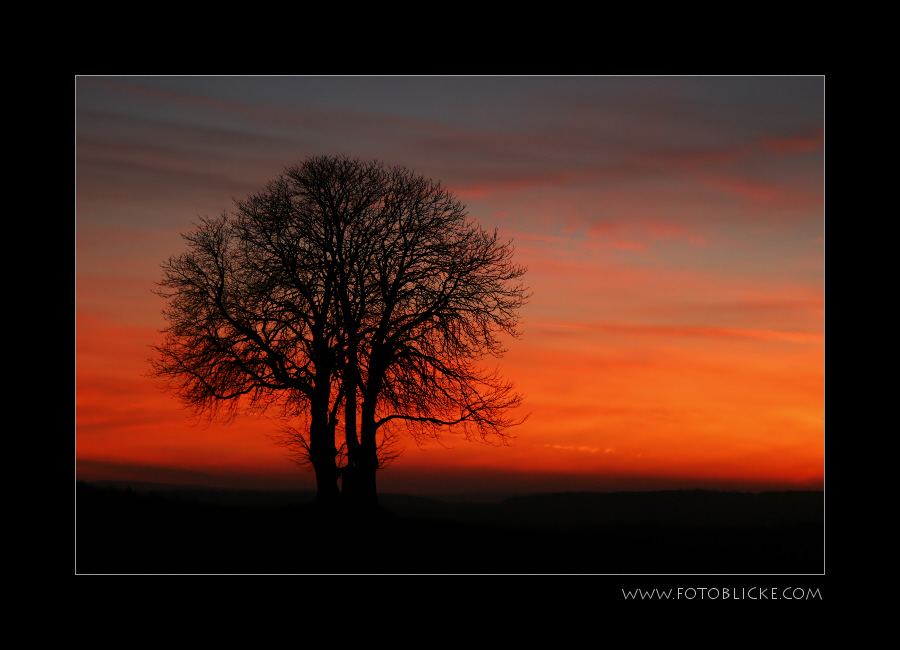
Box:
[760,128,824,154]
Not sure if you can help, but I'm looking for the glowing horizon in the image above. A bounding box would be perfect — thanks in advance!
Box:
[76,76,824,493]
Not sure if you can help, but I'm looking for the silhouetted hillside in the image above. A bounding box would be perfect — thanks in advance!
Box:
[75,482,824,574]
[498,490,823,527]
[90,480,318,507]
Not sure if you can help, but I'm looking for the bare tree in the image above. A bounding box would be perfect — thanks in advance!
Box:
[150,155,528,507]
[149,171,358,504]
[314,159,529,507]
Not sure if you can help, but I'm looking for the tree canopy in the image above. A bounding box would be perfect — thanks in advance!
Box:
[150,155,528,505]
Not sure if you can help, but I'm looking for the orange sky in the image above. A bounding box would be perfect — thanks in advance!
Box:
[75,76,824,494]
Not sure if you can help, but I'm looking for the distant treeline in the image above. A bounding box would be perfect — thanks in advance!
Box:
[80,481,822,527]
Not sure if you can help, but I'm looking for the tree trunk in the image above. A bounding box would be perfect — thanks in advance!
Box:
[309,392,340,506]
[342,347,361,502]
[312,458,340,506]
[355,454,379,510]
[355,398,380,510]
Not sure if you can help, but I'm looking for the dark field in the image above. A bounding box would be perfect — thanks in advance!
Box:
[75,482,824,574]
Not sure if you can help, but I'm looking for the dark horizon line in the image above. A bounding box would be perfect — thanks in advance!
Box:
[81,477,824,496]
[75,459,824,497]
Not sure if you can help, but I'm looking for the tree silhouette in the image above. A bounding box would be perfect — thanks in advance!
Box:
[321,159,529,506]
[150,188,348,504]
[150,155,527,507]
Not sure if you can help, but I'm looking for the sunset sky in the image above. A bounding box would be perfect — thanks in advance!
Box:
[75,76,824,495]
